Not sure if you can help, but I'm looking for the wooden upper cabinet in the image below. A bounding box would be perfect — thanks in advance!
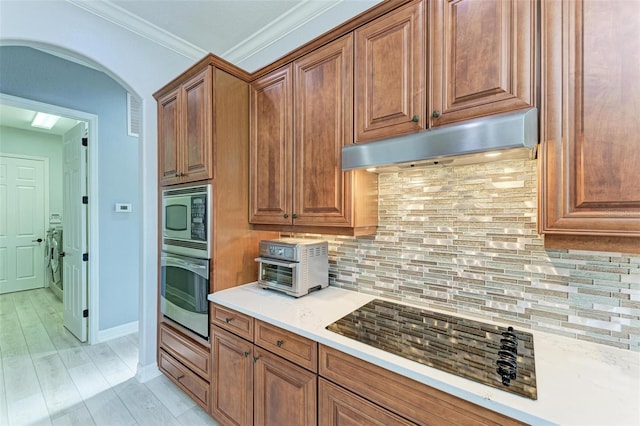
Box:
[539,0,640,250]
[249,34,378,235]
[158,88,181,186]
[182,68,213,183]
[249,65,293,225]
[158,66,213,185]
[354,0,426,143]
[429,0,536,127]
[293,34,355,227]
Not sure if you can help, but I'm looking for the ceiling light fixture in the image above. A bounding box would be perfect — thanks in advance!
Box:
[31,112,60,129]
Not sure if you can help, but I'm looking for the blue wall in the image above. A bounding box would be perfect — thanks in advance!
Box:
[0,46,139,331]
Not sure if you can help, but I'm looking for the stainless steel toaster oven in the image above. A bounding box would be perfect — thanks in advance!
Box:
[255,238,328,297]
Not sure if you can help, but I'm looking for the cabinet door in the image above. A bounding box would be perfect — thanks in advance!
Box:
[249,65,294,225]
[429,0,536,127]
[293,34,354,227]
[318,378,415,426]
[211,326,253,426]
[181,67,213,183]
[254,346,317,426]
[355,0,425,142]
[539,0,640,246]
[158,88,181,186]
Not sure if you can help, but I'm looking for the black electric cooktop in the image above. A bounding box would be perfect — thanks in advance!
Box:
[326,299,537,399]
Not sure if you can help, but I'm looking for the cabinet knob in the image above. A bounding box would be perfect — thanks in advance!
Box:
[276,340,284,347]
[292,213,298,219]
[244,351,250,358]
[432,110,441,118]
[175,173,180,177]
[225,317,232,323]
[283,213,289,219]
[253,356,260,364]
[411,114,420,122]
[180,172,186,177]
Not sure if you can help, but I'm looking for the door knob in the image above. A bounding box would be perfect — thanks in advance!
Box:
[32,238,43,243]
[59,252,66,257]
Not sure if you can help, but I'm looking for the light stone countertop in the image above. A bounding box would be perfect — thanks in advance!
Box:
[208,283,640,426]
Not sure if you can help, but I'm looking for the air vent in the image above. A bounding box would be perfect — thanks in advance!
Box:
[127,93,141,137]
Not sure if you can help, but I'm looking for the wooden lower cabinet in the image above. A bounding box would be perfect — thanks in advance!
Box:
[253,346,317,426]
[211,319,317,426]
[159,350,210,411]
[211,326,253,426]
[158,322,211,412]
[318,378,414,426]
[319,345,525,426]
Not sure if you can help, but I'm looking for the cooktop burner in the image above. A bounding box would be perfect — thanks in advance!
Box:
[326,299,537,399]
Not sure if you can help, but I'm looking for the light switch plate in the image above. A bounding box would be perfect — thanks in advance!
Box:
[115,203,132,213]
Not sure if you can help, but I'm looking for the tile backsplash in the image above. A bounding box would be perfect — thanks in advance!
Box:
[292,159,640,351]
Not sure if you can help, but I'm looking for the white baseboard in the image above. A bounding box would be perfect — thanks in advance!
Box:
[136,362,161,383]
[97,320,139,342]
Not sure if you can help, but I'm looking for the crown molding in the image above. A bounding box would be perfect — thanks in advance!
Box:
[66,0,206,61]
[221,0,343,65]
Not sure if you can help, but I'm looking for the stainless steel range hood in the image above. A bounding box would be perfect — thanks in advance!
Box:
[342,108,538,171]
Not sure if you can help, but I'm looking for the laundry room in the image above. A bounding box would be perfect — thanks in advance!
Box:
[0,113,70,297]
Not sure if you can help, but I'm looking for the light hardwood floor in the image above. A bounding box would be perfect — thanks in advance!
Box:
[0,288,218,425]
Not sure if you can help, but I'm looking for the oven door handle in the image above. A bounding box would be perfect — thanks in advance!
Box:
[162,256,209,278]
[254,258,297,269]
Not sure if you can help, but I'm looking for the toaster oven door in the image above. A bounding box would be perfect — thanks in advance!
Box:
[255,257,298,294]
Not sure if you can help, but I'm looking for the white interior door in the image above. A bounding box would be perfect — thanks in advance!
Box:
[0,155,46,294]
[63,122,88,342]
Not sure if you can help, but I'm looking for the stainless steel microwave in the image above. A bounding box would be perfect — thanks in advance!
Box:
[162,184,211,258]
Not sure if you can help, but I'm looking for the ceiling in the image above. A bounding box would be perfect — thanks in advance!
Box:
[0,0,382,136]
[0,104,81,136]
[70,0,382,69]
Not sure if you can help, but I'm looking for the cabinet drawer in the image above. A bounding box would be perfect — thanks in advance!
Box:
[159,350,210,411]
[159,323,210,380]
[319,345,525,426]
[211,304,254,341]
[319,378,415,426]
[255,320,317,372]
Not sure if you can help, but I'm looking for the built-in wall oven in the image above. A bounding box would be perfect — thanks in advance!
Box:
[160,251,209,340]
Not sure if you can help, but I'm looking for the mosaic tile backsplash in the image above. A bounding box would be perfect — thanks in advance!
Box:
[289,159,640,351]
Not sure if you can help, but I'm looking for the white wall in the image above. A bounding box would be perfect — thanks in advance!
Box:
[0,0,194,376]
[0,126,63,218]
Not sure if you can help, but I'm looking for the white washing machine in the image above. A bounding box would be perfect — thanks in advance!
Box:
[46,226,63,301]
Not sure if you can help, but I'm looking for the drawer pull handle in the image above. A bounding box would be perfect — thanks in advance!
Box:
[225,317,232,323]
[176,374,185,381]
[276,340,284,347]
[244,351,250,358]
